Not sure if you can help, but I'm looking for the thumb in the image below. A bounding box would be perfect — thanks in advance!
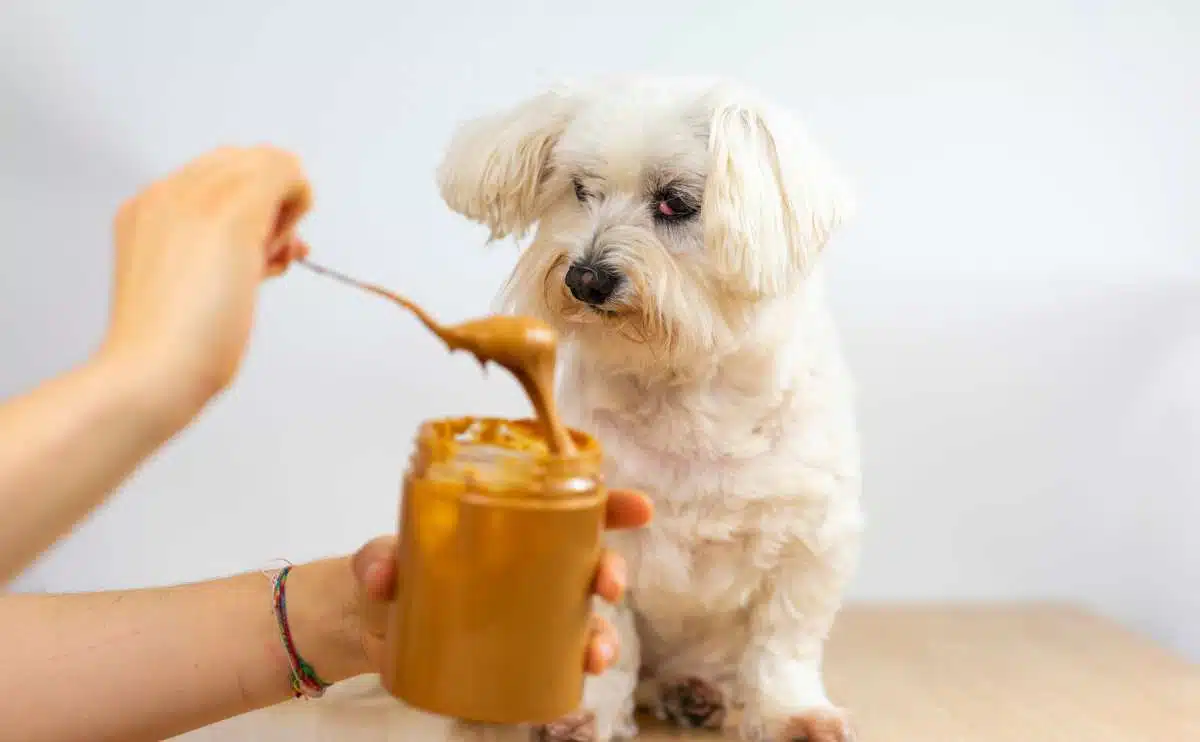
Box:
[351,535,398,602]
[265,235,310,277]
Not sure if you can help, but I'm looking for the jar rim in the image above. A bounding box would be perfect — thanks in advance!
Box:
[418,417,600,455]
[411,417,603,494]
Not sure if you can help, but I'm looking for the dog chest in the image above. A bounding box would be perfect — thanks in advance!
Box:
[627,518,770,613]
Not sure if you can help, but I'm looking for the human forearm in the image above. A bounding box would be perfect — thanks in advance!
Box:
[0,148,313,584]
[0,355,202,583]
[0,557,366,742]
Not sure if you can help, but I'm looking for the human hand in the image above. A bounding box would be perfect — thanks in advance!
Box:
[99,146,313,421]
[347,488,653,675]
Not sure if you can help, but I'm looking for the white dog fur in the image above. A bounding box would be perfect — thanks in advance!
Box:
[431,77,864,742]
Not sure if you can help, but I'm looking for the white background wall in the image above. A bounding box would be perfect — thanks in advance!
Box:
[2,1,1197,659]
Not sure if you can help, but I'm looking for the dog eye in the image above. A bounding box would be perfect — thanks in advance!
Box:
[572,178,589,203]
[654,192,697,221]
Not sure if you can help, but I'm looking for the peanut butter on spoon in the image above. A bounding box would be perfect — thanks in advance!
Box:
[298,259,576,456]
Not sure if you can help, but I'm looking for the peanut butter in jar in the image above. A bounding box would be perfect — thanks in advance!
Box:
[381,417,606,725]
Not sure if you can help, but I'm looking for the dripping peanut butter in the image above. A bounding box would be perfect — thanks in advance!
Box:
[299,260,575,454]
[299,260,603,723]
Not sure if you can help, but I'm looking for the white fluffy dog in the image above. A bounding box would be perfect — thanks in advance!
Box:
[437,77,863,742]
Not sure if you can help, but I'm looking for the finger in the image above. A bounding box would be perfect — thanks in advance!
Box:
[166,146,248,183]
[604,489,653,530]
[265,235,310,277]
[584,616,619,675]
[266,174,313,243]
[236,147,313,242]
[191,146,313,246]
[180,145,300,199]
[245,146,309,216]
[264,235,293,277]
[592,550,626,604]
[129,146,246,213]
[350,535,398,602]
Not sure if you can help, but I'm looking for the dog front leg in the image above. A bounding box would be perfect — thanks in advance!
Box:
[736,545,856,742]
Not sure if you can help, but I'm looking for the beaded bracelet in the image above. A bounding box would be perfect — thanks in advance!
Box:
[270,564,331,699]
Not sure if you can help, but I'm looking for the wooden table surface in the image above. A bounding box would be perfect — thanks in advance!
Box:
[180,604,1200,741]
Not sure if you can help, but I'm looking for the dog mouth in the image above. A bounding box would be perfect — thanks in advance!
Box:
[561,302,621,325]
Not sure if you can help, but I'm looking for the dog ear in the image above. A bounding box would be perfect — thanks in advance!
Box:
[703,89,853,296]
[437,86,579,241]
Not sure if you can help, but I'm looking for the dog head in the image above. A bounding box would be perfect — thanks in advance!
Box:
[438,78,852,373]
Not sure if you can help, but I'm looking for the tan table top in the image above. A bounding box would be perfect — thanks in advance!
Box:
[179,604,1200,741]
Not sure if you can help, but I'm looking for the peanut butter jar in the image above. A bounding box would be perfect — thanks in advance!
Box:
[382,417,606,725]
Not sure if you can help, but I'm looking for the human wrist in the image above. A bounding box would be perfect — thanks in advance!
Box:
[88,344,218,438]
[283,557,371,685]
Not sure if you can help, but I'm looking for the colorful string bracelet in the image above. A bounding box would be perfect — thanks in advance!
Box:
[270,564,331,699]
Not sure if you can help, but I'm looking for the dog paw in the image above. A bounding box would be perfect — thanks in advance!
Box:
[532,711,597,742]
[778,707,855,742]
[658,677,727,730]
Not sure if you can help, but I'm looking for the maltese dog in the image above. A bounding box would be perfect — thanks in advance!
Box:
[437,76,863,742]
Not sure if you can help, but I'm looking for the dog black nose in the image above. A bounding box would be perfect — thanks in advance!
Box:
[565,263,620,305]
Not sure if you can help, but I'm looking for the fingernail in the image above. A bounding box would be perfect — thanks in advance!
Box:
[599,641,615,664]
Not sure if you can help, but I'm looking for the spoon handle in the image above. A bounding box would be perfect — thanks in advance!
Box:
[296,259,445,336]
